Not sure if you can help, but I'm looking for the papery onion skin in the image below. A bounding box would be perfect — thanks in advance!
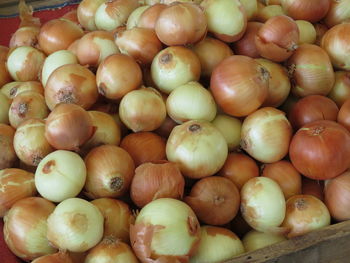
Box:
[242,230,286,252]
[241,107,292,163]
[0,168,36,217]
[281,195,330,238]
[0,92,10,124]
[77,0,106,31]
[314,23,328,46]
[210,55,269,117]
[218,153,259,190]
[137,4,167,30]
[3,197,57,261]
[0,60,12,89]
[84,145,135,199]
[255,5,285,23]
[32,252,74,263]
[166,120,228,179]
[240,0,257,21]
[154,115,178,139]
[323,0,350,28]
[0,124,17,169]
[61,9,79,25]
[190,226,245,263]
[328,71,350,108]
[232,22,263,58]
[296,20,316,45]
[302,177,324,201]
[289,120,350,180]
[9,26,40,48]
[338,99,350,131]
[1,81,44,99]
[126,5,150,30]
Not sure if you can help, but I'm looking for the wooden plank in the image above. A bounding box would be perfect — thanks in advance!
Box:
[226,220,350,263]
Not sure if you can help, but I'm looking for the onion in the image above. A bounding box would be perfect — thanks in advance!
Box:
[324,0,350,28]
[14,119,54,166]
[185,176,240,225]
[240,0,258,21]
[255,15,299,62]
[282,195,330,238]
[255,5,285,23]
[201,0,247,42]
[0,60,12,88]
[218,153,259,190]
[262,160,302,199]
[155,115,178,138]
[38,18,84,55]
[232,22,263,58]
[296,20,316,44]
[7,46,45,81]
[228,212,252,239]
[84,237,138,263]
[338,98,350,131]
[84,145,135,199]
[0,124,17,169]
[288,95,339,130]
[190,226,245,263]
[35,150,86,202]
[120,132,166,167]
[41,50,78,87]
[130,198,201,262]
[119,87,166,132]
[151,46,201,94]
[1,81,44,99]
[256,58,291,107]
[9,26,40,48]
[0,92,10,124]
[321,23,350,70]
[210,55,269,117]
[328,71,350,107]
[324,170,350,221]
[314,23,328,46]
[211,114,242,151]
[302,177,324,201]
[94,0,139,31]
[192,37,233,78]
[96,53,142,100]
[241,177,287,234]
[67,38,80,56]
[241,107,292,163]
[287,44,335,97]
[280,0,330,22]
[166,120,228,179]
[0,168,36,217]
[61,9,79,25]
[77,31,119,68]
[77,0,106,31]
[126,5,150,30]
[289,120,350,180]
[3,197,56,261]
[45,103,95,151]
[45,64,98,110]
[9,91,49,128]
[47,198,104,252]
[115,27,162,65]
[155,2,207,46]
[91,198,134,243]
[137,4,166,30]
[242,230,286,252]
[32,252,74,263]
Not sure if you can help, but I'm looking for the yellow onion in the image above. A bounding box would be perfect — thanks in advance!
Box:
[232,22,263,58]
[151,46,201,94]
[242,230,286,252]
[137,4,166,30]
[35,150,86,202]
[338,98,350,131]
[241,177,287,234]
[296,20,316,44]
[3,197,56,261]
[67,38,80,57]
[0,168,36,217]
[84,145,135,199]
[0,59,12,88]
[14,119,54,166]
[126,5,150,29]
[0,124,17,169]
[328,71,350,107]
[47,198,104,252]
[280,0,330,22]
[240,0,258,21]
[130,198,201,262]
[7,46,45,81]
[91,198,134,243]
[314,23,329,46]
[32,252,74,263]
[255,5,285,23]
[0,92,10,124]
[324,0,350,28]
[1,81,44,99]
[61,9,79,25]
[166,120,228,179]
[9,26,40,48]
[201,0,247,42]
[155,115,179,138]
[282,195,330,238]
[190,226,245,263]
[302,177,324,202]
[241,107,292,163]
[77,0,106,31]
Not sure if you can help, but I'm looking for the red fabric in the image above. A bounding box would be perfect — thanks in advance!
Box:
[0,4,78,47]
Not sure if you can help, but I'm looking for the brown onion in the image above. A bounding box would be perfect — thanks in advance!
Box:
[32,252,74,263]
[1,81,44,99]
[84,145,135,199]
[126,6,150,30]
[287,44,335,97]
[185,176,240,225]
[0,59,12,88]
[77,0,106,31]
[302,177,324,201]
[296,20,316,44]
[289,120,350,180]
[3,197,56,261]
[91,198,134,243]
[45,64,98,110]
[96,54,142,100]
[210,55,269,117]
[288,95,339,130]
[218,153,259,190]
[9,26,40,48]
[0,124,17,169]
[0,92,10,124]
[282,195,330,238]
[314,23,328,46]
[232,22,263,58]
[137,3,167,30]
[280,0,330,22]
[154,115,178,139]
[338,98,350,131]
[324,0,350,28]
[9,91,49,128]
[131,161,184,208]
[120,132,166,167]
[67,38,80,56]
[38,18,84,55]
[45,103,94,151]
[14,119,54,166]
[0,168,36,217]
[328,71,350,107]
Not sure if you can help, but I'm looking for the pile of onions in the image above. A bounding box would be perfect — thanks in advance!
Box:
[9,26,40,48]
[1,81,44,99]
[242,230,286,252]
[280,0,330,22]
[0,124,17,169]
[255,4,285,23]
[296,20,316,45]
[77,0,106,31]
[232,22,262,58]
[136,4,166,30]
[323,0,350,28]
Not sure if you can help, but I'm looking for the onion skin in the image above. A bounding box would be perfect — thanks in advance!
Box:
[232,22,263,58]
[338,99,350,131]
[255,5,285,23]
[0,59,12,89]
[32,252,74,263]
[126,6,150,30]
[289,120,350,180]
[314,23,329,46]
[9,26,40,49]
[2,81,44,99]
[137,4,167,30]
[77,0,106,31]
[210,55,269,117]
[0,124,17,169]
[296,20,316,45]
[328,71,350,108]
[242,230,286,252]
[280,0,330,22]
[0,92,10,124]
[282,195,330,238]
[302,177,324,202]
[324,0,350,28]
